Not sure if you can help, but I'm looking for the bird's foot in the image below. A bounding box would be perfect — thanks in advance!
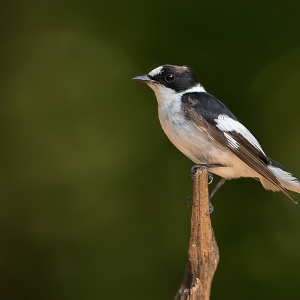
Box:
[184,196,214,214]
[208,173,214,184]
[187,164,226,213]
[185,196,192,207]
[190,163,223,181]
[206,202,214,214]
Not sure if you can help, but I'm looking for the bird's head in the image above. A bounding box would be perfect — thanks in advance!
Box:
[133,65,204,105]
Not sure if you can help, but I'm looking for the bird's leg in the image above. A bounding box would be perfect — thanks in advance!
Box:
[188,164,216,208]
[204,178,226,214]
[209,178,226,200]
[189,164,226,214]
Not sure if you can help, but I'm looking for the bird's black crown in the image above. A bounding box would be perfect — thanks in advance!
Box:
[149,65,199,93]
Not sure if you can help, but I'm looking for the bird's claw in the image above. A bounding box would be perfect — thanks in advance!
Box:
[208,173,214,185]
[185,196,192,207]
[189,164,226,213]
[206,202,214,214]
[190,163,223,181]
[190,164,201,180]
[185,196,214,214]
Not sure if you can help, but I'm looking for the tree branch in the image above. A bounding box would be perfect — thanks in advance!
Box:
[174,166,219,300]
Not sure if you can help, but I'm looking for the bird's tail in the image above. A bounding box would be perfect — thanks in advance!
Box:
[267,165,300,194]
[259,157,300,203]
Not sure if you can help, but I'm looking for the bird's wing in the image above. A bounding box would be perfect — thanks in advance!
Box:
[181,93,293,200]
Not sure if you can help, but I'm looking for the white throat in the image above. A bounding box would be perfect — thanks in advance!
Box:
[148,83,206,106]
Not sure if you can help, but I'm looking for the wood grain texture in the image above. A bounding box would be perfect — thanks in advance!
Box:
[174,167,219,300]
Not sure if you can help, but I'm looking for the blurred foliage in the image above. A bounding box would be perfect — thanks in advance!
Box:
[0,0,300,299]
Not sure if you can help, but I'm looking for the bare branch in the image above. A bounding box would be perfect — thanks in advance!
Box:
[175,167,219,300]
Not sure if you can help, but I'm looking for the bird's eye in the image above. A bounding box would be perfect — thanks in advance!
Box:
[165,74,175,83]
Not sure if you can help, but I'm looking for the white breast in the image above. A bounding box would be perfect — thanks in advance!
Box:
[152,84,260,180]
[158,95,226,164]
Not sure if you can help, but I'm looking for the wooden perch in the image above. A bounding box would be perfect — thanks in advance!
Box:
[174,166,219,300]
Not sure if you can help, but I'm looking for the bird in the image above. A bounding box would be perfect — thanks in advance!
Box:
[132,64,300,203]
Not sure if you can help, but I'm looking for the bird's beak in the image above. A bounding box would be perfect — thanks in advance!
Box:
[132,75,157,84]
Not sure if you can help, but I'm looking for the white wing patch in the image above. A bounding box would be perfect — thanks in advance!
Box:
[215,114,265,154]
[224,132,239,148]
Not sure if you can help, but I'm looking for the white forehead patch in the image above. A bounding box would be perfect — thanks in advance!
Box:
[149,66,164,77]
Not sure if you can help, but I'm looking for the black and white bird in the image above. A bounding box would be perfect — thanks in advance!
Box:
[133,64,300,203]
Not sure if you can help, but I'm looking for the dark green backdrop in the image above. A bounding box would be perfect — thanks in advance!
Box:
[1,0,300,299]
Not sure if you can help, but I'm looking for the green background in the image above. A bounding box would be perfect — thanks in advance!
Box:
[1,0,300,299]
